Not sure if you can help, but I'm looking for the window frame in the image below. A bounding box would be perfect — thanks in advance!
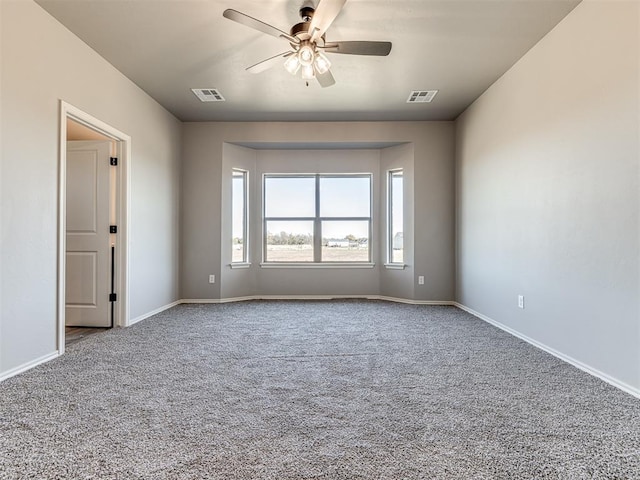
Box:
[386,169,404,267]
[231,168,249,265]
[262,173,373,265]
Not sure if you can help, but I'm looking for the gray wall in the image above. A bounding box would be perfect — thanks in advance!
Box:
[455,0,639,389]
[0,1,182,375]
[181,122,455,301]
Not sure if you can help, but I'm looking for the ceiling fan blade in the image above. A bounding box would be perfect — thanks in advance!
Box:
[309,0,347,43]
[322,41,392,56]
[316,69,336,88]
[246,52,293,74]
[223,9,300,44]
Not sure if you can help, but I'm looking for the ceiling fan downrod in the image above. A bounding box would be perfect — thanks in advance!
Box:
[299,5,315,23]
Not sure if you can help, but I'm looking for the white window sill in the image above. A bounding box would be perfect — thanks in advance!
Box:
[229,262,251,269]
[384,263,406,270]
[260,262,375,269]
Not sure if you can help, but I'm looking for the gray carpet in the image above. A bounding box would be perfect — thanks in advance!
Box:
[0,301,638,479]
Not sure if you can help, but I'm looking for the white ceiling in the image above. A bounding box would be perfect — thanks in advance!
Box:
[35,0,581,122]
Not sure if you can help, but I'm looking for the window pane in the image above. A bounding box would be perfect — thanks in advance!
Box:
[232,170,246,263]
[319,176,370,217]
[265,221,314,262]
[265,176,315,217]
[390,171,403,263]
[321,220,369,262]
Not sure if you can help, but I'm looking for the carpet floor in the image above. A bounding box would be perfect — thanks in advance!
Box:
[0,300,638,479]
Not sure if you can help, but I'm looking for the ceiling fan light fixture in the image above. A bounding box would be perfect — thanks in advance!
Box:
[298,44,315,66]
[314,51,331,75]
[301,64,315,80]
[284,54,301,75]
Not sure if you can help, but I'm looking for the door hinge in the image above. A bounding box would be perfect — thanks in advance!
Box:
[109,293,117,302]
[110,157,118,166]
[110,225,117,234]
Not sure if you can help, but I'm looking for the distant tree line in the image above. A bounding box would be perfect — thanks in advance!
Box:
[265,231,367,246]
[267,231,313,245]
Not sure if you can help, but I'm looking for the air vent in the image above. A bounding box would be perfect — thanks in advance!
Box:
[192,88,225,102]
[407,90,438,103]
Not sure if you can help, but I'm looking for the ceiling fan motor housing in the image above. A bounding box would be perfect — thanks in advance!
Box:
[290,21,311,38]
[290,17,325,46]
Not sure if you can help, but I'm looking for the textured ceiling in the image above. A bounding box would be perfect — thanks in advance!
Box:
[36,0,581,122]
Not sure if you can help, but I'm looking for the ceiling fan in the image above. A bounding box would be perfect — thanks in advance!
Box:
[223,0,392,88]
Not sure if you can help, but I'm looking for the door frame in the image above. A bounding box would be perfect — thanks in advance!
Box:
[57,101,131,355]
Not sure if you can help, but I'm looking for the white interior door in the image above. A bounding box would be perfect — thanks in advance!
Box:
[65,140,112,327]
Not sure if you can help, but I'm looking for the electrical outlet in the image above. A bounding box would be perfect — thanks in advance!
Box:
[518,295,524,309]
[418,275,425,285]
[209,275,215,284]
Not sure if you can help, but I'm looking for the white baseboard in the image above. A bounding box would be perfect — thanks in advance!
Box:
[182,295,455,305]
[128,300,182,326]
[453,302,640,399]
[181,297,255,304]
[0,351,60,383]
[377,296,456,306]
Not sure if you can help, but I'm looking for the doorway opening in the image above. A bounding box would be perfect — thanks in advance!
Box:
[57,101,130,354]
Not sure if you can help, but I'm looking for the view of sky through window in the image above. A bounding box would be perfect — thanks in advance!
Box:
[265,177,315,217]
[319,176,370,218]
